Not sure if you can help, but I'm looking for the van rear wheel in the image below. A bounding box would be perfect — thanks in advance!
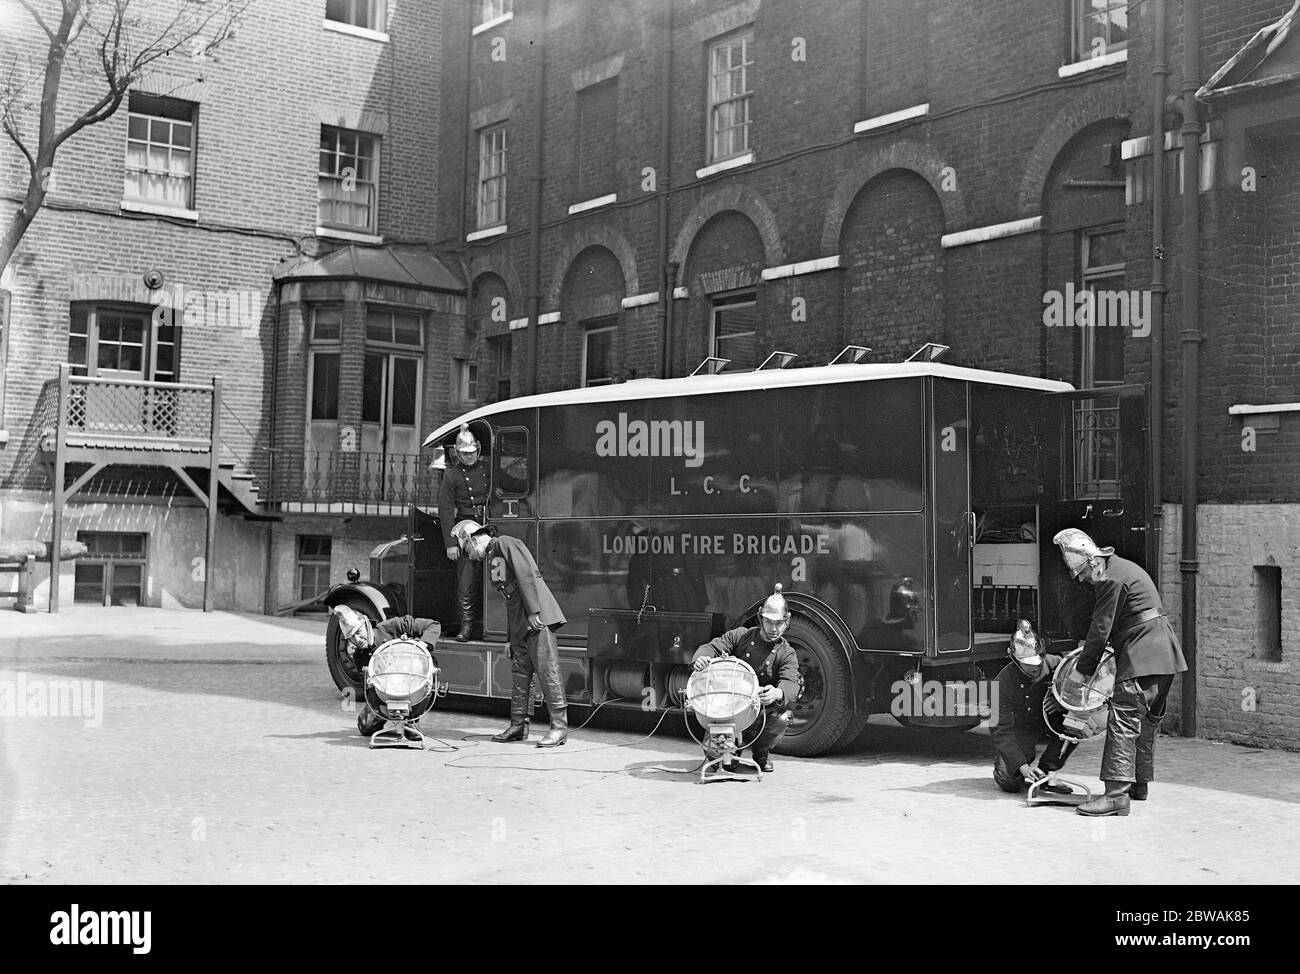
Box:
[775,616,866,757]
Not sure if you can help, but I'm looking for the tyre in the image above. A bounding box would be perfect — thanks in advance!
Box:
[325,604,375,696]
[774,616,867,757]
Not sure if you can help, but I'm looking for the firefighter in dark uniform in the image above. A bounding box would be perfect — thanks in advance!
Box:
[1053,528,1188,817]
[333,606,442,738]
[454,519,570,747]
[691,584,801,773]
[991,620,1074,794]
[439,425,490,641]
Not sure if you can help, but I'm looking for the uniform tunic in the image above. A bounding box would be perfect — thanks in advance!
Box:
[1077,555,1187,680]
[692,627,801,706]
[486,536,566,647]
[438,460,491,548]
[991,655,1063,773]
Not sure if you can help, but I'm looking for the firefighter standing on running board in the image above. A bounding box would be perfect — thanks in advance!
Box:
[439,425,489,642]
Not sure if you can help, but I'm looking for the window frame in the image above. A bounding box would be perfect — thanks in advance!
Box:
[296,534,333,603]
[318,126,381,234]
[705,29,755,166]
[452,357,480,408]
[709,291,758,373]
[1079,226,1126,389]
[1071,0,1128,62]
[68,303,180,381]
[476,124,508,229]
[363,307,423,349]
[477,0,512,27]
[581,317,619,388]
[493,335,513,401]
[123,93,197,210]
[325,0,386,32]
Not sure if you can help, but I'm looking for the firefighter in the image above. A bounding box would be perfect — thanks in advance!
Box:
[1052,528,1188,817]
[991,620,1074,795]
[454,519,569,747]
[438,425,490,641]
[334,606,442,738]
[691,584,801,773]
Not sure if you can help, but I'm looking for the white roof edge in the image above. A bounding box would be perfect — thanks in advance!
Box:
[422,363,1075,446]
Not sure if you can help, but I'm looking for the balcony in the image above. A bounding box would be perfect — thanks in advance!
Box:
[272,450,435,516]
[61,372,214,456]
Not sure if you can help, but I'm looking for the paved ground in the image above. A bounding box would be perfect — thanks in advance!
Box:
[2,607,1298,884]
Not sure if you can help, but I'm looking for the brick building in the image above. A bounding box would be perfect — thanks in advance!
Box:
[0,0,464,613]
[433,0,1300,748]
[2,0,1297,749]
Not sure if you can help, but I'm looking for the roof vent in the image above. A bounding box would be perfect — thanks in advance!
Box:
[829,345,871,365]
[690,357,731,376]
[905,343,950,362]
[754,351,798,371]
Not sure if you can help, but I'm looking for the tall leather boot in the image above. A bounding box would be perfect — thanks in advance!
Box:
[455,598,474,642]
[1132,714,1163,801]
[534,631,568,748]
[493,654,531,742]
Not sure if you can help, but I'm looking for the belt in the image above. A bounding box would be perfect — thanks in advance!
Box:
[1114,607,1166,644]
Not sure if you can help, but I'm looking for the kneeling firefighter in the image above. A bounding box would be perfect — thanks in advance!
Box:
[334,606,442,738]
[991,620,1074,795]
[691,584,801,773]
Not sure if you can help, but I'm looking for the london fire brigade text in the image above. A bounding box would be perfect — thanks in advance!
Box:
[602,532,832,556]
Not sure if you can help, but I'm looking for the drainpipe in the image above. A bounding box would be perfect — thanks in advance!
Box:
[523,0,550,397]
[1179,0,1202,736]
[657,3,674,378]
[1149,0,1168,584]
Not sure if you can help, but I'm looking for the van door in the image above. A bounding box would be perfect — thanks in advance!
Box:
[931,378,972,654]
[1041,383,1149,641]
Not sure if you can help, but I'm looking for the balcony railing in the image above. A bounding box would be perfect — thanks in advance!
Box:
[273,450,435,515]
[62,370,215,453]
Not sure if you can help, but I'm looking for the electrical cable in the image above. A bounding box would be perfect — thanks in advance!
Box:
[443,705,696,774]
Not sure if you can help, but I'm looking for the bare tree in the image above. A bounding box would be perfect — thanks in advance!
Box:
[1,0,249,273]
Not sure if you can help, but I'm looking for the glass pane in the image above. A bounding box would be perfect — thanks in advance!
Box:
[496,428,529,497]
[392,314,421,346]
[311,354,339,420]
[120,534,146,556]
[313,307,342,341]
[69,335,87,366]
[128,115,147,140]
[390,358,418,426]
[362,354,384,423]
[585,329,615,385]
[365,311,391,343]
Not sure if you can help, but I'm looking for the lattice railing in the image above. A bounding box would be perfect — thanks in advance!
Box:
[65,374,213,451]
[273,451,435,512]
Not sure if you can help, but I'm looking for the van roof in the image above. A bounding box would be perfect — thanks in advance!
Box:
[423,361,1075,446]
